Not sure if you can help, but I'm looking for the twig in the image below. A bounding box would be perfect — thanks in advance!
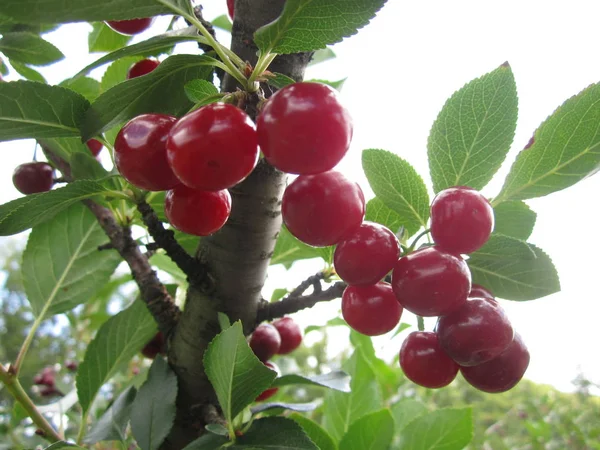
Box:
[289,272,325,297]
[191,5,225,86]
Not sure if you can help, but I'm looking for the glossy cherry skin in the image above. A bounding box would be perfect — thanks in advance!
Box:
[167,103,259,191]
[106,18,153,35]
[399,331,459,388]
[392,246,471,317]
[115,114,181,191]
[430,186,494,255]
[469,284,495,301]
[342,282,403,336]
[282,171,365,247]
[461,333,530,393]
[334,221,400,285]
[12,162,54,194]
[86,139,103,156]
[272,317,302,354]
[127,59,160,79]
[437,298,514,367]
[227,0,235,19]
[249,324,281,362]
[141,332,166,359]
[255,361,280,401]
[257,82,353,174]
[165,186,231,236]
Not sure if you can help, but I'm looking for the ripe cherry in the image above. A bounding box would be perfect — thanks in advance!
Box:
[399,331,459,388]
[257,82,353,174]
[461,333,530,393]
[65,360,78,372]
[127,59,160,79]
[141,332,166,359]
[106,18,153,35]
[437,298,514,367]
[165,186,231,236]
[12,162,54,194]
[114,114,181,191]
[167,103,259,191]
[469,284,495,301]
[392,246,471,317]
[227,0,235,19]
[342,282,403,336]
[272,317,302,354]
[249,324,281,362]
[255,361,280,402]
[282,171,365,247]
[86,139,103,156]
[334,221,400,285]
[430,186,494,255]
[34,367,55,387]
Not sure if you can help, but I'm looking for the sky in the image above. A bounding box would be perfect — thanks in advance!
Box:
[1,0,600,393]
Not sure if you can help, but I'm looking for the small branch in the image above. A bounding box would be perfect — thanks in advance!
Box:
[289,272,325,298]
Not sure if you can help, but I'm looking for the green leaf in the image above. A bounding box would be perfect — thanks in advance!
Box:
[0,32,64,66]
[272,371,350,391]
[0,179,117,236]
[100,57,141,92]
[391,399,428,432]
[9,60,47,83]
[38,137,90,162]
[254,0,387,54]
[307,78,346,91]
[391,322,412,338]
[150,252,186,284]
[271,225,322,268]
[21,202,121,316]
[270,288,288,302]
[217,312,231,331]
[184,79,220,104]
[181,434,229,450]
[81,54,216,140]
[205,423,228,436]
[70,152,111,181]
[203,321,276,424]
[0,0,172,24]
[362,149,430,236]
[427,63,518,192]
[230,417,318,449]
[172,229,199,255]
[339,409,394,450]
[60,77,101,103]
[495,82,600,203]
[365,197,405,235]
[397,407,473,450]
[266,72,295,90]
[251,401,319,414]
[84,386,137,444]
[493,200,536,240]
[290,414,337,450]
[131,357,178,450]
[0,57,8,75]
[76,299,158,416]
[88,22,132,53]
[322,348,382,441]
[212,14,232,33]
[0,80,89,141]
[468,240,560,301]
[349,330,399,391]
[146,191,168,222]
[309,47,336,66]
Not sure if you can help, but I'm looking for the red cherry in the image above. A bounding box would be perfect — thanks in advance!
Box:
[257,82,353,174]
[272,317,302,354]
[164,186,231,236]
[255,361,280,401]
[227,0,235,19]
[342,282,403,336]
[141,332,165,359]
[430,186,494,255]
[12,162,54,195]
[469,284,495,301]
[127,59,160,79]
[399,331,459,388]
[39,367,55,387]
[40,386,61,397]
[167,103,259,191]
[334,221,400,285]
[249,324,281,362]
[106,18,153,35]
[392,246,471,317]
[65,360,78,372]
[437,298,514,367]
[114,114,181,191]
[461,333,530,393]
[86,139,103,156]
[282,171,365,247]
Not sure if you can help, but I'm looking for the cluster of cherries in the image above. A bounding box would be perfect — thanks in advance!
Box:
[32,361,77,398]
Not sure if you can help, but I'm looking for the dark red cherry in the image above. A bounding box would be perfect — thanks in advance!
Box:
[127,59,160,79]
[12,162,54,194]
[227,0,235,19]
[141,332,166,359]
[342,282,403,336]
[106,18,153,35]
[86,139,103,156]
[469,284,495,301]
[255,361,280,401]
[249,324,281,362]
[272,317,302,354]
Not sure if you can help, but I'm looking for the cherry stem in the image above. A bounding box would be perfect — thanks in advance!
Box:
[247,52,278,91]
[408,228,431,253]
[417,316,425,331]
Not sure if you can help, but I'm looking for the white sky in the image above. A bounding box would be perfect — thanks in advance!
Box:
[1,0,600,393]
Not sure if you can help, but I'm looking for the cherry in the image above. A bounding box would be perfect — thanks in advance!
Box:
[33,367,55,387]
[165,185,231,236]
[249,324,281,362]
[167,103,259,191]
[114,113,181,191]
[127,59,160,79]
[272,317,302,354]
[227,0,235,19]
[282,171,365,247]
[255,361,280,402]
[141,332,166,359]
[106,18,153,35]
[430,186,494,255]
[399,331,459,388]
[342,282,403,336]
[86,139,103,157]
[40,386,62,397]
[437,298,514,367]
[334,221,400,285]
[64,360,78,372]
[469,284,495,301]
[257,82,353,175]
[460,333,530,393]
[392,246,471,317]
[12,162,54,195]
